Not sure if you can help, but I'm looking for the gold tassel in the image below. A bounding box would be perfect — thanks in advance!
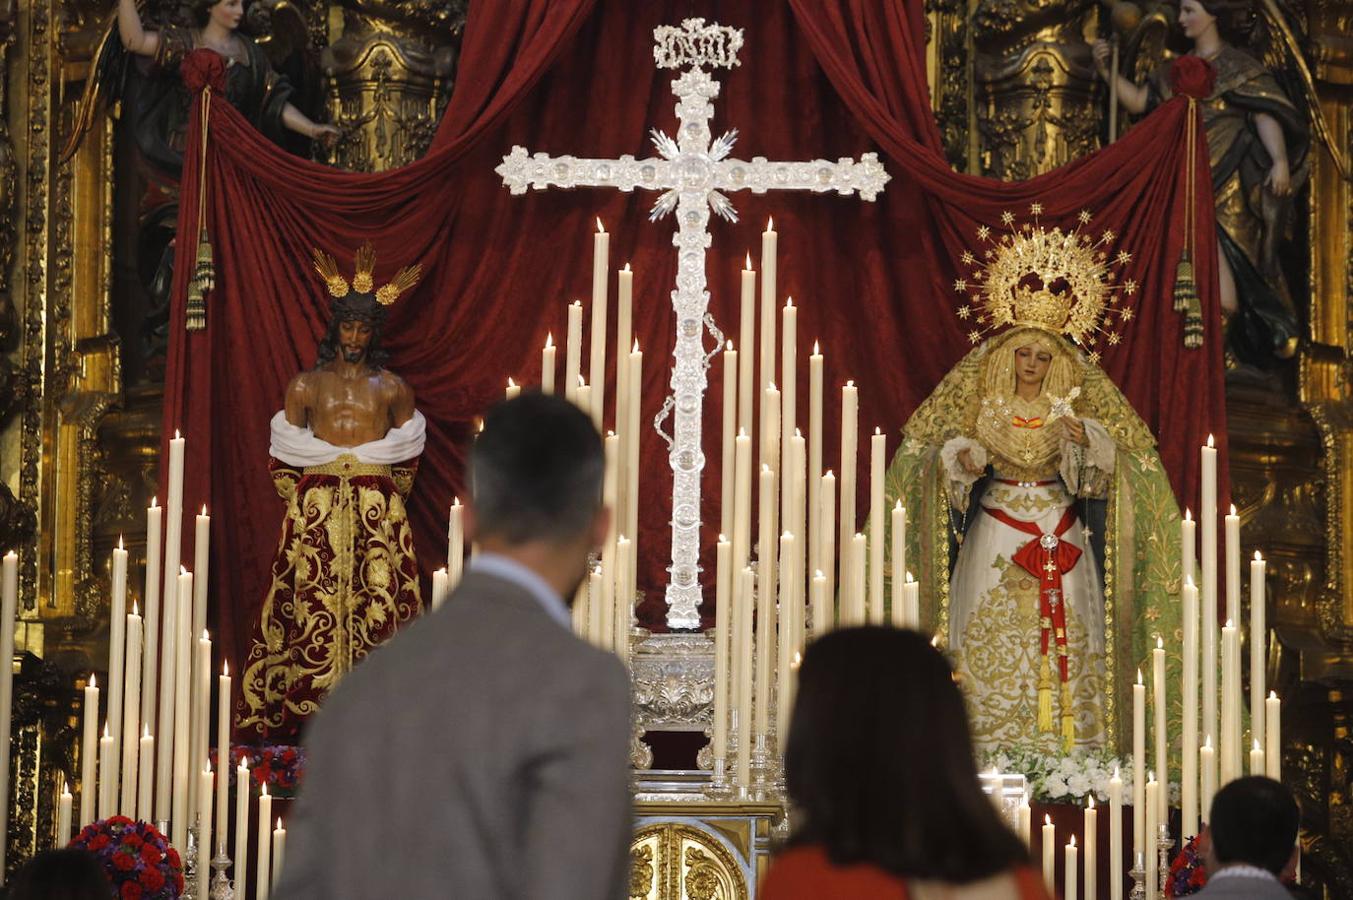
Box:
[1037,654,1053,733]
[1173,251,1193,312]
[1060,680,1075,753]
[186,226,214,331]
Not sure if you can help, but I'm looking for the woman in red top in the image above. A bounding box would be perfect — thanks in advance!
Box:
[762,627,1054,900]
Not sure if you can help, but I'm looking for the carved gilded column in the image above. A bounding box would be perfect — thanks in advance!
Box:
[971,0,1100,180]
[322,0,466,173]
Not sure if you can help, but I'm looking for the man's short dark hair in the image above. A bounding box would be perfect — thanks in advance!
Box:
[470,393,604,544]
[1208,776,1299,874]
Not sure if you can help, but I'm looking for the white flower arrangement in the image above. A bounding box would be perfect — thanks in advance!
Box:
[982,745,1177,806]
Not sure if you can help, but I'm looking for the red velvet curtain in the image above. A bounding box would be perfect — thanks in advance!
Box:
[165,0,1224,684]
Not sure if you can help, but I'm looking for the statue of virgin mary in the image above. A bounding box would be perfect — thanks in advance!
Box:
[881,214,1183,756]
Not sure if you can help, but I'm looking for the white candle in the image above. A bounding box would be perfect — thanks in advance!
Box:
[137,728,153,822]
[1225,504,1240,628]
[732,431,753,578]
[721,343,738,540]
[903,573,919,630]
[1152,637,1167,825]
[81,675,98,826]
[1221,621,1239,784]
[158,433,185,823]
[1201,437,1218,768]
[588,219,609,427]
[739,255,756,436]
[564,301,583,404]
[736,567,755,790]
[1181,579,1199,839]
[1066,836,1079,900]
[1250,739,1265,776]
[776,531,796,751]
[1181,508,1196,587]
[1132,670,1145,863]
[868,429,886,624]
[505,377,520,401]
[107,539,128,812]
[755,465,777,742]
[788,433,807,646]
[1109,767,1123,900]
[849,534,867,626]
[810,571,827,641]
[1200,736,1217,822]
[1266,692,1281,780]
[780,302,798,563]
[626,342,642,557]
[1017,791,1031,846]
[193,631,211,829]
[586,566,603,647]
[614,536,632,664]
[120,604,142,815]
[191,513,210,778]
[58,781,72,846]
[541,333,556,394]
[98,722,115,819]
[272,817,287,890]
[1145,776,1159,899]
[256,785,273,900]
[760,220,777,406]
[447,498,464,592]
[1042,815,1056,893]
[713,539,731,767]
[764,382,781,479]
[599,432,619,651]
[431,568,450,611]
[172,569,193,849]
[838,382,858,599]
[141,500,162,728]
[198,764,213,899]
[808,343,823,581]
[1250,551,1267,759]
[890,502,906,627]
[217,662,231,846]
[820,471,836,630]
[1085,795,1098,900]
[0,551,16,872]
[235,760,250,896]
[616,264,633,425]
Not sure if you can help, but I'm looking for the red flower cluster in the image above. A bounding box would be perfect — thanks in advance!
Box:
[70,816,184,900]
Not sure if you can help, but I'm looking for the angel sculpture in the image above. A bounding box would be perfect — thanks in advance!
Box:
[1094,0,1347,365]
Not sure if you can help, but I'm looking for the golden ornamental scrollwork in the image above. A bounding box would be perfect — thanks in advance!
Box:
[630,821,748,900]
[630,844,656,899]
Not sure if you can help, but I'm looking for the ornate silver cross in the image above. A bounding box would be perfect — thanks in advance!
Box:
[497,19,890,629]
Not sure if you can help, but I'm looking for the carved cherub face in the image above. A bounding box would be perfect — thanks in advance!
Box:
[1178,0,1219,42]
[1014,345,1053,392]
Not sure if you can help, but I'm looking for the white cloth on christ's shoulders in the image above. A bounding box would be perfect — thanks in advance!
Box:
[268,409,427,467]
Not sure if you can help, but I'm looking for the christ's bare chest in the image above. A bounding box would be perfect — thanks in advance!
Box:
[309,371,391,447]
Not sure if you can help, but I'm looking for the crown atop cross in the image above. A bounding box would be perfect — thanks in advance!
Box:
[653,19,744,70]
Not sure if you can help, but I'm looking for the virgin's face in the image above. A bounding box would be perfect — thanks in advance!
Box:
[1014,345,1053,390]
[210,0,244,31]
[1178,0,1217,41]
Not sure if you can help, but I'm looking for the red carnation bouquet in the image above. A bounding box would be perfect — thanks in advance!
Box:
[70,816,184,899]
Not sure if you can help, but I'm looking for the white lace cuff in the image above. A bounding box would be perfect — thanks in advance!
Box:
[940,437,987,510]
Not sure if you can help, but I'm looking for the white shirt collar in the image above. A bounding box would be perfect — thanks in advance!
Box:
[1210,864,1281,883]
[468,552,572,630]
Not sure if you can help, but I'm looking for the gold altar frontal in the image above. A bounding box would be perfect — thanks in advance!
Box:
[632,800,783,900]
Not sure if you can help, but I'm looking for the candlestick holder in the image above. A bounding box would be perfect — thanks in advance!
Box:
[1128,856,1146,900]
[1156,823,1174,896]
[210,845,234,900]
[707,757,735,800]
[182,822,199,900]
[751,737,771,802]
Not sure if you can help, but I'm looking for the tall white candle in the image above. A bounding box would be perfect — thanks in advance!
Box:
[81,675,99,826]
[808,343,824,574]
[599,433,619,651]
[732,431,753,578]
[1200,736,1217,822]
[564,301,583,404]
[788,433,807,646]
[1042,815,1056,893]
[120,605,142,815]
[192,509,210,693]
[107,539,128,812]
[1221,620,1239,784]
[614,535,632,664]
[890,502,906,627]
[713,539,731,767]
[58,781,73,847]
[810,571,827,641]
[431,568,450,611]
[137,728,153,822]
[447,498,464,591]
[721,343,738,540]
[626,342,642,558]
[1266,692,1281,780]
[1132,670,1145,864]
[760,220,777,405]
[217,662,231,846]
[193,631,211,828]
[755,465,777,742]
[272,817,287,890]
[1250,739,1266,776]
[588,219,610,427]
[504,377,520,401]
[903,574,920,630]
[172,569,193,849]
[780,301,798,552]
[736,567,755,790]
[1250,551,1267,759]
[1181,579,1200,839]
[1201,437,1219,768]
[739,255,756,436]
[868,429,885,624]
[586,567,603,647]
[197,764,213,899]
[256,785,273,900]
[849,534,867,626]
[616,264,633,426]
[1152,637,1167,825]
[1109,767,1123,900]
[776,531,796,751]
[1181,508,1196,588]
[1085,795,1098,900]
[0,551,16,873]
[541,333,556,395]
[1017,791,1031,846]
[1225,505,1240,628]
[98,722,115,819]
[1145,775,1159,899]
[1066,836,1079,900]
[838,383,859,602]
[157,433,185,821]
[764,382,781,480]
[820,471,836,629]
[141,500,162,728]
[235,760,250,896]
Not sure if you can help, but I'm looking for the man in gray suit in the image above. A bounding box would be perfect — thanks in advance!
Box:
[274,393,632,899]
[1195,776,1299,899]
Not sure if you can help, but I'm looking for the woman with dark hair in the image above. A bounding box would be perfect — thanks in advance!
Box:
[6,848,113,900]
[762,627,1051,900]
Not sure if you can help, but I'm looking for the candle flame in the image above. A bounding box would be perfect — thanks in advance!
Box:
[894,499,902,510]
[1270,690,1278,700]
[718,533,727,543]
[545,333,554,348]
[202,629,209,641]
[824,469,834,479]
[875,426,881,435]
[118,535,125,550]
[1226,618,1234,628]
[143,724,151,739]
[453,497,462,507]
[180,565,187,575]
[572,299,581,308]
[151,496,159,507]
[1044,814,1052,826]
[277,817,284,830]
[813,340,820,355]
[1207,434,1215,448]
[1157,636,1164,649]
[262,783,269,797]
[1255,550,1263,562]
[738,427,747,438]
[814,569,824,579]
[90,674,97,689]
[435,566,447,576]
[132,601,139,616]
[792,651,802,669]
[1113,765,1120,778]
[905,571,915,583]
[1204,734,1213,749]
[762,464,772,474]
[596,218,605,233]
[745,252,753,270]
[766,216,774,231]
[726,340,734,351]
[623,262,631,272]
[846,380,854,388]
[768,382,777,392]
[202,504,208,516]
[240,758,250,771]
[507,377,517,388]
[795,427,803,438]
[1254,738,1262,751]
[63,780,70,794]
[223,660,229,677]
[174,429,181,440]
[1230,503,1237,515]
[1088,794,1095,809]
[1149,770,1156,781]
[1185,575,1195,589]
[103,722,111,738]
[1136,668,1142,684]
[633,338,641,353]
[930,635,941,648]
[1185,508,1192,521]
[1070,835,1077,848]
[786,296,794,308]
